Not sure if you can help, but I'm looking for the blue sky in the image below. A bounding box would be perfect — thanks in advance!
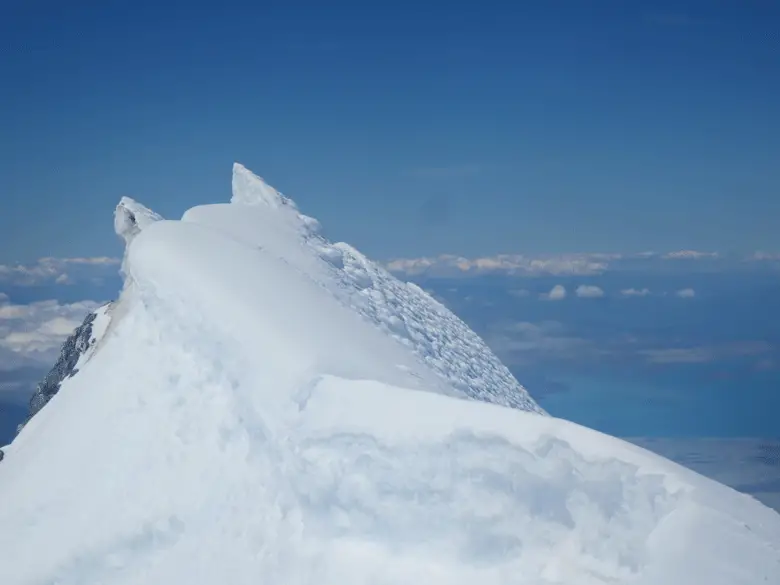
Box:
[2,0,779,262]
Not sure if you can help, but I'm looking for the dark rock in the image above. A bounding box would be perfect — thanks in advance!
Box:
[16,306,108,435]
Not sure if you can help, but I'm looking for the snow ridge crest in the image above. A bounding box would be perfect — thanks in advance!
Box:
[114,196,163,245]
[231,162,321,234]
[231,163,295,209]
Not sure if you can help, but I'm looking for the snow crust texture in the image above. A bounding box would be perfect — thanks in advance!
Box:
[192,163,543,413]
[0,164,778,585]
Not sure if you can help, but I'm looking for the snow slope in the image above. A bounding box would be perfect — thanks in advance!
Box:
[0,164,778,585]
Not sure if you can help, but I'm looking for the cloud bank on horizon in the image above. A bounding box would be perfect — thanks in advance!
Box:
[542,285,567,301]
[0,257,120,287]
[575,285,605,298]
[0,294,103,368]
[385,250,780,278]
[0,248,716,377]
[0,243,776,406]
[2,248,779,288]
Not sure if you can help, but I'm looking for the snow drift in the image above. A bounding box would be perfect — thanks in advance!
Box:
[0,164,778,585]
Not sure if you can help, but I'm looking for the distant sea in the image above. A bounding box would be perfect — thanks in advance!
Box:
[530,365,779,438]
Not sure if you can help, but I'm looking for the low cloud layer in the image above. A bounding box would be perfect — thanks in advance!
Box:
[620,288,651,297]
[0,296,102,366]
[0,257,120,287]
[542,285,567,301]
[386,254,611,278]
[385,249,775,278]
[575,285,605,298]
[661,250,719,260]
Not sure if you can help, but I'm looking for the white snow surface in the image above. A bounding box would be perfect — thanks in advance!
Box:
[114,196,163,245]
[1,164,778,585]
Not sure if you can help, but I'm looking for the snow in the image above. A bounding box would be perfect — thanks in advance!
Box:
[114,196,163,245]
[0,164,778,585]
[181,163,541,412]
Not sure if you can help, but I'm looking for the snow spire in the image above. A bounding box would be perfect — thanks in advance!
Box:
[230,162,320,234]
[231,163,296,209]
[114,196,163,245]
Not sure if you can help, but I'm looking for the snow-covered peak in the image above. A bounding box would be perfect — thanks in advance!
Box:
[114,196,163,244]
[231,162,294,209]
[185,164,541,412]
[231,162,321,234]
[1,164,778,585]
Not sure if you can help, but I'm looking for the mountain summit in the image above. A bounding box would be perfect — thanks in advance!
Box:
[0,165,778,584]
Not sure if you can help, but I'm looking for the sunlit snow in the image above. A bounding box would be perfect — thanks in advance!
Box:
[0,164,778,585]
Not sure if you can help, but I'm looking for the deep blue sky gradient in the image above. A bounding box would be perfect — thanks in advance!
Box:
[2,0,779,262]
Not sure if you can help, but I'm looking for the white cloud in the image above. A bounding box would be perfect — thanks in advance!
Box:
[386,254,610,277]
[53,257,119,266]
[383,249,757,279]
[575,285,604,298]
[385,257,437,275]
[662,250,719,260]
[676,288,696,298]
[542,285,567,301]
[621,288,651,297]
[0,297,102,365]
[0,257,120,286]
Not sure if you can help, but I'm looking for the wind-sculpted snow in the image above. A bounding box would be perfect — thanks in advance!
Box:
[182,163,543,412]
[0,163,778,585]
[114,196,163,244]
[322,242,542,411]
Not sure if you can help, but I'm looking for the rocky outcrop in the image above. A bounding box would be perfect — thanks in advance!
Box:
[15,304,110,436]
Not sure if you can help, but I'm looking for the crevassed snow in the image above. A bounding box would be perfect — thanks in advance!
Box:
[0,164,778,585]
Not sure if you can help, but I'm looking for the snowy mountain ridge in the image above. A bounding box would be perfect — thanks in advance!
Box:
[0,163,778,585]
[179,163,544,412]
[115,196,163,245]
